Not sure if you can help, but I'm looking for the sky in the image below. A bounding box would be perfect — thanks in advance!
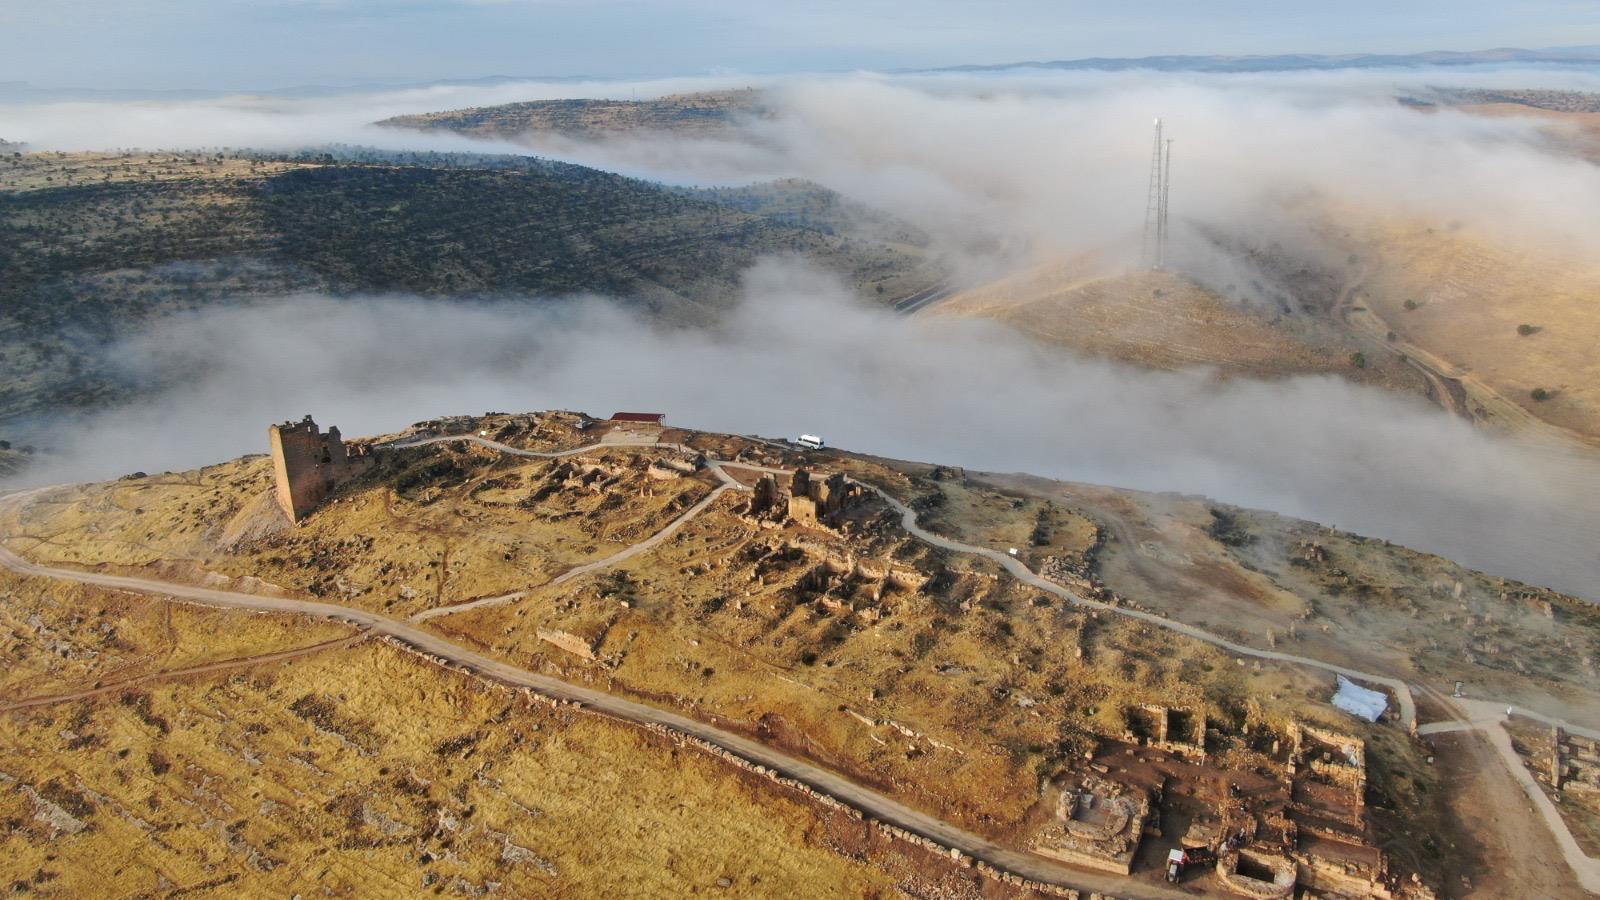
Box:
[3,0,1600,91]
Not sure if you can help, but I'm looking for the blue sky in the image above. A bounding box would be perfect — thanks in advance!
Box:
[4,0,1600,90]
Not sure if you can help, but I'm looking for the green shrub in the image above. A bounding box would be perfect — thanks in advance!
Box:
[1531,387,1551,402]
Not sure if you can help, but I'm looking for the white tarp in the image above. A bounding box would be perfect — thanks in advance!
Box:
[1331,675,1387,722]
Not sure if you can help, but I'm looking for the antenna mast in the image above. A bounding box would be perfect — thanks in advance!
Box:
[1159,137,1172,269]
[1142,119,1172,270]
[1142,118,1163,269]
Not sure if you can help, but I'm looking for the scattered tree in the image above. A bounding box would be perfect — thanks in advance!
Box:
[1517,324,1540,336]
[1531,387,1552,402]
[1403,298,1420,311]
[1349,351,1367,369]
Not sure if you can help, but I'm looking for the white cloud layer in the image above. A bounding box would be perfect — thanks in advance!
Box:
[17,261,1600,600]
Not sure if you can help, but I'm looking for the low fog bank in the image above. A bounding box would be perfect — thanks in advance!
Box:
[11,261,1598,600]
[545,69,1600,277]
[0,73,775,156]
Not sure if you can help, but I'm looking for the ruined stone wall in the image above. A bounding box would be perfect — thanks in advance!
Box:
[1215,849,1296,899]
[1290,723,1366,803]
[269,416,375,523]
[785,469,863,529]
[1552,726,1565,788]
[788,494,822,528]
[1294,855,1395,899]
[536,628,598,660]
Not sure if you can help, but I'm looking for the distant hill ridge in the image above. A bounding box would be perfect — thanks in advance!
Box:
[376,89,767,142]
[922,45,1600,74]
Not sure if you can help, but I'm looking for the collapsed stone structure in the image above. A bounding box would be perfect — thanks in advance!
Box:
[793,550,928,622]
[1033,710,1430,897]
[1534,725,1600,807]
[1216,847,1298,898]
[1030,775,1151,875]
[1288,722,1367,807]
[742,468,865,530]
[536,628,599,660]
[750,473,782,515]
[786,468,863,528]
[646,456,701,480]
[268,416,375,523]
[1127,705,1207,762]
[1282,723,1406,897]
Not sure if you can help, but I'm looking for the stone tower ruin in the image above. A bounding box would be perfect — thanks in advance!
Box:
[268,415,374,523]
[786,468,860,528]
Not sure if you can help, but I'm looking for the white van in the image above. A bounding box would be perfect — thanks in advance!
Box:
[797,434,825,450]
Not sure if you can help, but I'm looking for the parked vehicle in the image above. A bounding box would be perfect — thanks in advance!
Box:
[797,434,825,449]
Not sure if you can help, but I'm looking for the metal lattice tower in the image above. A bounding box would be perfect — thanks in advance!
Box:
[1159,137,1172,268]
[1142,118,1163,268]
[1141,119,1172,270]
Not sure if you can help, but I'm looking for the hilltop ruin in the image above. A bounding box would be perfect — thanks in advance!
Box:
[268,415,374,523]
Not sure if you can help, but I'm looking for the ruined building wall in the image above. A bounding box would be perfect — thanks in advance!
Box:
[787,469,860,528]
[269,416,375,523]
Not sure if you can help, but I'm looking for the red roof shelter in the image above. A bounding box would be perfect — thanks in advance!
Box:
[610,412,665,425]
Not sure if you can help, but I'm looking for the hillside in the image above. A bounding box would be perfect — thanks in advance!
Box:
[0,149,938,426]
[1347,221,1600,442]
[6,410,1598,895]
[1456,101,1600,165]
[376,89,767,143]
[1416,87,1600,114]
[932,257,1421,389]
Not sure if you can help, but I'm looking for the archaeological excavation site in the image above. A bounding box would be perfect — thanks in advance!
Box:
[3,409,1599,898]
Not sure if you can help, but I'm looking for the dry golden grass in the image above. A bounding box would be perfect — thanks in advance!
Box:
[936,260,1366,379]
[1457,103,1600,164]
[0,569,353,699]
[0,637,915,898]
[5,432,715,620]
[1356,221,1600,439]
[909,473,1100,571]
